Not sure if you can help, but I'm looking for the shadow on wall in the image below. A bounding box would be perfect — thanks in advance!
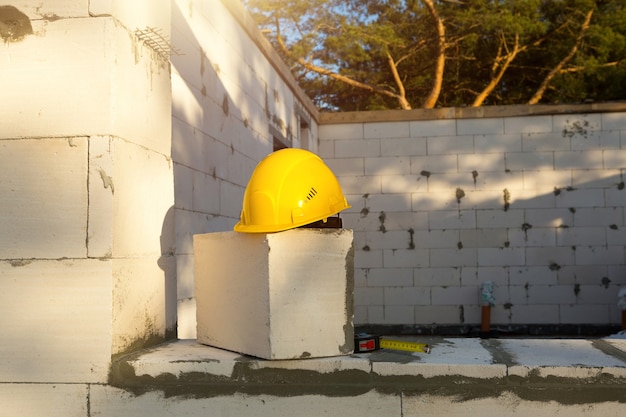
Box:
[169,0,284,337]
[169,0,274,230]
[159,206,178,340]
[341,129,626,331]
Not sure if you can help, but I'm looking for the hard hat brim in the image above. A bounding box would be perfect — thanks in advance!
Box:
[233,204,351,233]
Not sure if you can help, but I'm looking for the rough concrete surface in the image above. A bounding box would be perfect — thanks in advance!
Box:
[110,337,626,407]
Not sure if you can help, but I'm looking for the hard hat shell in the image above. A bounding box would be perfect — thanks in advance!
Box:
[234,148,351,233]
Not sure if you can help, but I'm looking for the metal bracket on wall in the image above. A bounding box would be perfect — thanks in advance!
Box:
[135,26,183,61]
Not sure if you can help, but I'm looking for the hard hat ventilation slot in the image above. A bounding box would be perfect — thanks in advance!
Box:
[306,187,318,201]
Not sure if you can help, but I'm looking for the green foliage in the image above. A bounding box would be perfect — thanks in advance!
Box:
[244,0,626,110]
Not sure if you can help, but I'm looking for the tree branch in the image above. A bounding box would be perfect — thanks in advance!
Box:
[274,21,410,109]
[528,9,594,104]
[421,0,445,109]
[472,33,520,107]
[558,59,625,73]
[386,49,411,109]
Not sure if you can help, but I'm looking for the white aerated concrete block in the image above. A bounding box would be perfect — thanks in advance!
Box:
[90,387,399,417]
[6,1,89,18]
[0,18,110,139]
[194,229,354,360]
[0,383,88,417]
[0,138,88,259]
[0,259,112,383]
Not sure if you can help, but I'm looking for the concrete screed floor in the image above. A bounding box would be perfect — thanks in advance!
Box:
[110,334,626,406]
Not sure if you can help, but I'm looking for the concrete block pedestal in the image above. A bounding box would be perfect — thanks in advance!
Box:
[194,228,354,360]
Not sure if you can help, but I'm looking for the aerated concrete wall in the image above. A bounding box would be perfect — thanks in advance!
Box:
[0,0,177,413]
[169,0,318,338]
[319,109,626,330]
[1,0,626,414]
[1,0,175,377]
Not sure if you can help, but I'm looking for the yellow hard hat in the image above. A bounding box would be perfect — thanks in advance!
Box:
[234,148,351,233]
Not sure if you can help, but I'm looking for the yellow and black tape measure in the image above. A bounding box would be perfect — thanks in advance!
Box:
[380,338,431,354]
[354,333,430,354]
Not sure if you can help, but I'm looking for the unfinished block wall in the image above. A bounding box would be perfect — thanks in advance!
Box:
[0,0,174,409]
[319,110,626,329]
[170,0,318,338]
[0,0,320,412]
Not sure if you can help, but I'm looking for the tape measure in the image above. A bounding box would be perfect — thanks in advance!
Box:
[380,338,431,354]
[354,333,430,354]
